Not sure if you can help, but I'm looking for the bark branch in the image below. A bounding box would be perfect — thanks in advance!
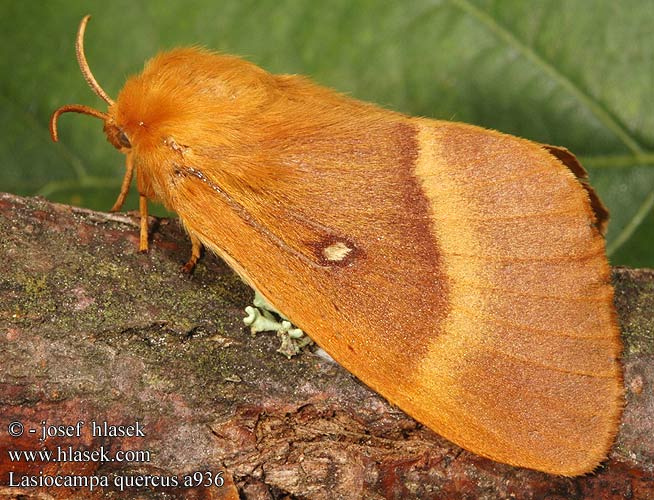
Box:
[0,192,652,499]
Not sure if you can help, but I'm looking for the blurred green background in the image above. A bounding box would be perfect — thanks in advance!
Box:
[1,0,652,267]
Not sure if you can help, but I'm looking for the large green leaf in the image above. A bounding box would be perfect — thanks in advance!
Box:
[1,0,652,266]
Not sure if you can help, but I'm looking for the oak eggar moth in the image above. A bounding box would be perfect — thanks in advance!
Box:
[50,16,623,476]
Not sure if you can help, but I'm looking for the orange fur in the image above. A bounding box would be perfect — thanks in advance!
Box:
[51,16,623,476]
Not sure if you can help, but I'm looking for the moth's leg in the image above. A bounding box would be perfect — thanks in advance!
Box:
[181,232,203,273]
[138,194,149,252]
[110,154,134,212]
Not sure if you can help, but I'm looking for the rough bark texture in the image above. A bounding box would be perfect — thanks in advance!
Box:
[0,192,652,499]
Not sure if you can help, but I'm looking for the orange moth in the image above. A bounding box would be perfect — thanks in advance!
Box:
[50,16,623,476]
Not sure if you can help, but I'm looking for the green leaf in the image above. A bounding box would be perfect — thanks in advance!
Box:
[1,0,652,266]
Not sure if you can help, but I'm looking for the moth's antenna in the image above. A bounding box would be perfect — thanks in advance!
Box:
[49,104,110,142]
[76,15,115,106]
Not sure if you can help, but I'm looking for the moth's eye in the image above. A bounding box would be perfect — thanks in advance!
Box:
[117,130,131,149]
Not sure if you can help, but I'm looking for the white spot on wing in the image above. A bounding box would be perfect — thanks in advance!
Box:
[323,241,352,261]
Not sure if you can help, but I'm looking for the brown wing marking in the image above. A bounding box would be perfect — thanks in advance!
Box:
[541,144,609,235]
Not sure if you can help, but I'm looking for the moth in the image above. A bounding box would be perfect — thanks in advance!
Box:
[50,16,623,475]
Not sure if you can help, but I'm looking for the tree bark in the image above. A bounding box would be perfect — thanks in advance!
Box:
[0,192,652,499]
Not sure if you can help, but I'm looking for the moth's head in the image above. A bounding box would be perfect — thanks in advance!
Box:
[50,15,132,153]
